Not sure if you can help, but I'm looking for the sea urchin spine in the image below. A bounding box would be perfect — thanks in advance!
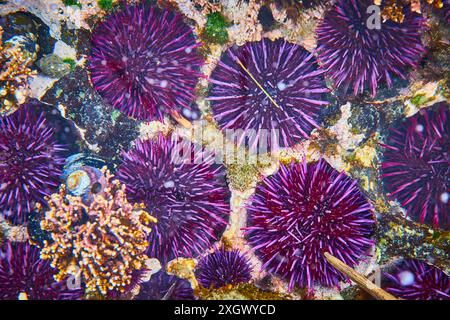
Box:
[383,259,450,300]
[0,241,83,300]
[246,158,375,290]
[117,134,231,264]
[195,247,253,289]
[381,103,449,230]
[208,38,328,149]
[317,0,426,97]
[90,3,204,121]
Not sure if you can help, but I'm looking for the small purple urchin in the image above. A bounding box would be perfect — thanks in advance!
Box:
[381,103,449,230]
[195,247,253,289]
[0,241,83,300]
[317,0,426,97]
[0,107,64,221]
[245,158,375,290]
[116,134,231,264]
[136,271,194,300]
[383,259,450,300]
[208,38,328,149]
[89,3,203,121]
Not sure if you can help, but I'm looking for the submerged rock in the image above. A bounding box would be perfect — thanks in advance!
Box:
[37,54,71,78]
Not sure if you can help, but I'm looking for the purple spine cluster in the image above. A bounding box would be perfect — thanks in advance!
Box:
[383,259,450,300]
[208,38,328,148]
[90,4,204,121]
[0,241,83,300]
[116,134,231,264]
[246,158,375,290]
[381,103,449,230]
[0,107,64,221]
[195,247,253,288]
[317,0,426,97]
[136,271,195,300]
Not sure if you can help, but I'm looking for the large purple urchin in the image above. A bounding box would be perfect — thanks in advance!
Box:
[195,247,253,289]
[383,259,450,300]
[89,3,203,121]
[208,38,328,149]
[0,241,83,300]
[0,107,64,221]
[317,0,426,97]
[381,103,449,230]
[116,134,231,264]
[245,158,375,290]
[135,271,194,300]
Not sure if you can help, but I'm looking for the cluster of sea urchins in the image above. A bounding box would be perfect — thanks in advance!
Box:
[246,158,375,289]
[383,259,450,300]
[89,3,203,121]
[317,0,426,97]
[195,247,253,289]
[116,133,231,264]
[381,103,449,230]
[0,241,83,300]
[0,106,64,221]
[208,38,328,149]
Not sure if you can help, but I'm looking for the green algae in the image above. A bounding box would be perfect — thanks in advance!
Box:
[203,12,229,45]
[63,0,82,8]
[63,58,76,72]
[97,0,114,10]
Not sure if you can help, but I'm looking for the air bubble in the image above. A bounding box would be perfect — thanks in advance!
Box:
[397,271,415,286]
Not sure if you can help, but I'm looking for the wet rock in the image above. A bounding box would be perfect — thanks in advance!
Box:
[258,5,276,31]
[202,12,229,45]
[37,54,71,78]
[349,103,379,136]
[41,68,139,163]
[0,11,55,60]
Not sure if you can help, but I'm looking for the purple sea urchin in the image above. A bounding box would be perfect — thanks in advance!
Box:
[245,158,375,289]
[381,103,449,230]
[317,0,426,97]
[116,134,231,264]
[0,241,83,300]
[89,4,203,121]
[0,107,64,221]
[195,247,252,288]
[136,271,194,300]
[208,38,328,149]
[383,259,450,300]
